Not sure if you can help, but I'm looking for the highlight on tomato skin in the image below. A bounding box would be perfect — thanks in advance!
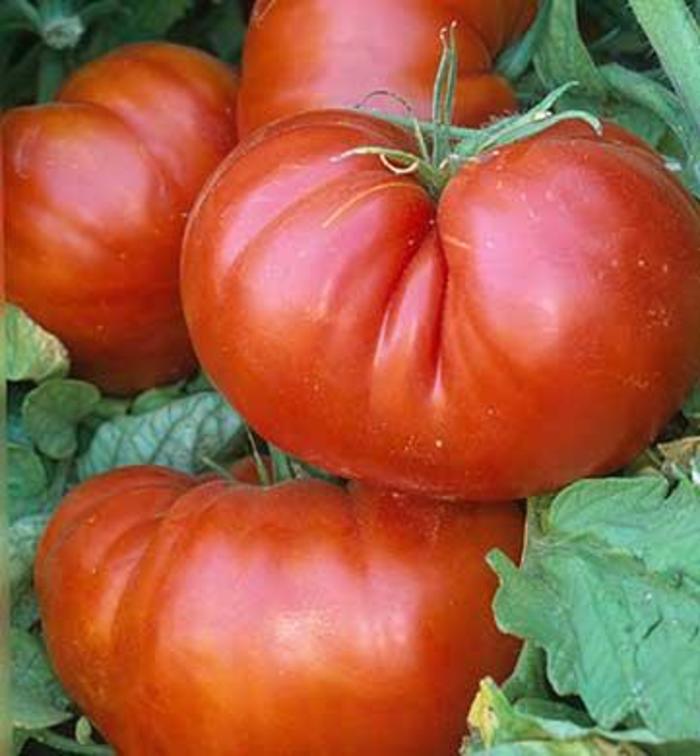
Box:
[3,42,239,396]
[35,462,524,756]
[237,0,537,137]
[181,108,700,501]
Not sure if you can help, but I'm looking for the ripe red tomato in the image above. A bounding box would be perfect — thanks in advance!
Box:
[237,0,537,137]
[182,110,700,500]
[3,43,238,395]
[36,464,523,755]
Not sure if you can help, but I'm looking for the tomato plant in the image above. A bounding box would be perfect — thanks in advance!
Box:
[3,42,239,395]
[35,464,523,755]
[182,107,700,500]
[237,0,537,137]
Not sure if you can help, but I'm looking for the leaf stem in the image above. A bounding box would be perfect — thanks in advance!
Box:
[25,729,114,755]
[245,427,271,487]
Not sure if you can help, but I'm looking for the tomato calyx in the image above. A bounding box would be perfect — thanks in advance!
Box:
[342,24,603,199]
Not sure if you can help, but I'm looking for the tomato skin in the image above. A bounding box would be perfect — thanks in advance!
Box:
[36,465,523,756]
[237,0,537,137]
[3,43,238,395]
[182,110,700,500]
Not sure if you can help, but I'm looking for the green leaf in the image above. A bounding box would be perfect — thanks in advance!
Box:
[497,0,553,81]
[7,444,48,522]
[185,371,214,394]
[627,0,700,192]
[10,628,71,730]
[78,391,246,479]
[682,384,700,421]
[7,383,31,446]
[9,515,49,624]
[6,305,69,383]
[122,0,192,34]
[5,442,70,524]
[628,0,700,142]
[0,40,42,108]
[502,643,551,703]
[22,379,101,460]
[464,679,654,755]
[169,0,245,62]
[131,381,185,415]
[599,63,698,188]
[603,99,667,148]
[89,397,131,421]
[490,476,700,741]
[534,0,608,96]
[12,590,40,634]
[8,455,71,525]
[202,0,246,61]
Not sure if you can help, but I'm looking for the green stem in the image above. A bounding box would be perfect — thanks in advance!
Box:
[245,427,271,487]
[431,23,459,168]
[496,0,553,81]
[334,146,448,198]
[268,444,297,483]
[27,729,113,755]
[36,47,64,102]
[627,0,700,145]
[200,455,234,482]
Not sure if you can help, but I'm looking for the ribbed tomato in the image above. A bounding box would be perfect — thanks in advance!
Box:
[36,465,523,755]
[3,43,238,394]
[182,109,700,500]
[237,0,537,137]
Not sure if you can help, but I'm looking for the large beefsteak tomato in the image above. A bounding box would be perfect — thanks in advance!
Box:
[182,109,700,499]
[3,43,239,394]
[36,464,522,755]
[237,0,537,137]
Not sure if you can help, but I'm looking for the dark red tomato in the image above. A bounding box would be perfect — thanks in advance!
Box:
[182,110,700,500]
[237,0,537,138]
[3,43,238,395]
[36,464,523,755]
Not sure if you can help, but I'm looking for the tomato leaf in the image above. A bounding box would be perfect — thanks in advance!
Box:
[490,476,700,741]
[501,643,552,703]
[169,0,246,62]
[6,305,69,383]
[185,371,214,394]
[682,384,700,422]
[9,515,50,629]
[131,381,186,415]
[464,678,658,755]
[497,0,552,81]
[22,379,101,460]
[121,0,193,34]
[10,628,71,731]
[534,0,608,96]
[603,98,668,148]
[77,391,246,479]
[7,443,48,522]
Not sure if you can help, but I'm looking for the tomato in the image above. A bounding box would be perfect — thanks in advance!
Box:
[237,0,537,137]
[182,109,700,500]
[3,43,238,395]
[36,464,523,755]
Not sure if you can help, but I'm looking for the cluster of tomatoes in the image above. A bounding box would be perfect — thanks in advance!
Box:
[6,1,700,754]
